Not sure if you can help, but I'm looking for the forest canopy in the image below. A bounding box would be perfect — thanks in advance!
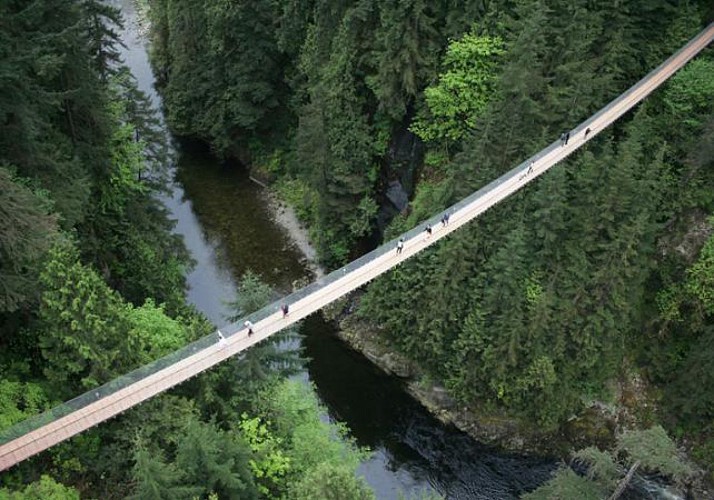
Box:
[146,0,714,486]
[0,0,378,497]
[1,0,713,496]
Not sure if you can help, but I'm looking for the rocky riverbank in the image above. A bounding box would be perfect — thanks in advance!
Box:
[328,307,573,456]
[324,302,714,499]
[254,181,325,281]
[322,296,689,461]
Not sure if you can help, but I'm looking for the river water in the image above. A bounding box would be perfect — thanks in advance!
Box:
[114,1,557,497]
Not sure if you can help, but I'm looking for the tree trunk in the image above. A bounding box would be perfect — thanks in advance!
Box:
[608,460,641,500]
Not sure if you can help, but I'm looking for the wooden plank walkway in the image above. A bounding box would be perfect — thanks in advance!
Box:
[1,22,712,472]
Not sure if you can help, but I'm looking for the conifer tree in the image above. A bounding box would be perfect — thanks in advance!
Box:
[174,419,259,499]
[130,441,201,500]
[369,0,439,120]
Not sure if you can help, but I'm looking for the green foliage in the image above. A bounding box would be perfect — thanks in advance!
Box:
[258,380,370,485]
[238,414,291,498]
[663,59,714,131]
[289,461,375,500]
[226,270,274,319]
[129,441,201,500]
[0,380,50,430]
[0,0,108,229]
[411,31,504,144]
[38,240,133,390]
[126,299,190,363]
[273,177,319,225]
[79,77,189,313]
[38,240,191,392]
[174,419,259,499]
[149,0,286,154]
[256,380,372,499]
[653,223,714,432]
[684,224,714,316]
[692,436,714,483]
[367,0,440,120]
[521,467,604,500]
[0,475,80,500]
[0,166,58,313]
[524,426,693,499]
[126,378,372,500]
[667,330,714,426]
[573,447,620,490]
[617,426,693,484]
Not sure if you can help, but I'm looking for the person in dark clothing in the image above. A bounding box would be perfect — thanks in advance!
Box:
[560,131,571,146]
[441,213,450,227]
[584,127,591,140]
[281,303,289,318]
[424,224,432,240]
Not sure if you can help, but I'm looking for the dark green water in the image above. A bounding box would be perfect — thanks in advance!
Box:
[114,1,557,497]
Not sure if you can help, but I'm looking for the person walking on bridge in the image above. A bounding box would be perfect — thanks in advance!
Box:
[560,131,570,146]
[244,320,254,336]
[281,303,289,318]
[424,224,432,240]
[441,213,448,227]
[396,238,404,255]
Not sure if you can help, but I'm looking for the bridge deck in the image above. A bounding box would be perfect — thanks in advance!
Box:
[1,22,712,471]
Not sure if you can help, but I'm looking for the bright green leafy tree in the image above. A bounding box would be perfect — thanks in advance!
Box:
[411,31,504,145]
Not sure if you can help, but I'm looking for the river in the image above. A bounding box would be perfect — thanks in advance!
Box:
[114,1,557,498]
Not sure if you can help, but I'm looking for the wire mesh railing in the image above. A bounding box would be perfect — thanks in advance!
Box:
[1,20,712,454]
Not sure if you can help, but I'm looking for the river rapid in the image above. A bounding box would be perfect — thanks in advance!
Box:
[113,1,559,497]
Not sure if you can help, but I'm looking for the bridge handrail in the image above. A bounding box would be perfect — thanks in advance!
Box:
[1,21,712,452]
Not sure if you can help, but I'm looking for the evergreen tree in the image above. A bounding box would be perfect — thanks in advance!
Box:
[174,418,259,499]
[369,0,440,120]
[38,240,132,391]
[290,461,375,500]
[129,441,201,500]
[226,271,303,397]
[0,166,58,313]
[81,0,124,80]
[523,426,692,499]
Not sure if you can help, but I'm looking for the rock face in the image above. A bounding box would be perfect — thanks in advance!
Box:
[334,312,714,497]
[385,180,409,213]
[659,209,713,263]
[335,315,414,378]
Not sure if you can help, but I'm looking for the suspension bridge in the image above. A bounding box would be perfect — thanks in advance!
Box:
[1,22,713,471]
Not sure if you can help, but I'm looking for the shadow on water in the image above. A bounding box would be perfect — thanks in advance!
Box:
[302,314,556,499]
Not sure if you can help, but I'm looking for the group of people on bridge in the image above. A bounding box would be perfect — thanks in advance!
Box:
[222,126,598,346]
[218,303,290,343]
